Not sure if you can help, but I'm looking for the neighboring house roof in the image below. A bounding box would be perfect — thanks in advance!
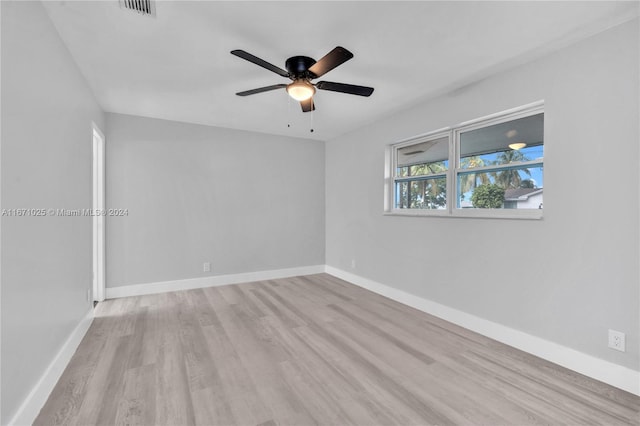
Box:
[504,187,543,201]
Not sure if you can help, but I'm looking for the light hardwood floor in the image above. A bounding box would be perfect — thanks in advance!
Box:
[35,273,640,425]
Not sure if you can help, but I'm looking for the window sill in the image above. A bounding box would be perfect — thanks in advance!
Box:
[384,208,543,220]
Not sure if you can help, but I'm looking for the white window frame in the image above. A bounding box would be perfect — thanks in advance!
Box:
[385,129,452,217]
[385,101,544,220]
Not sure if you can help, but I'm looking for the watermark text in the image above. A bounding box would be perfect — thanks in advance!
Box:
[2,208,129,217]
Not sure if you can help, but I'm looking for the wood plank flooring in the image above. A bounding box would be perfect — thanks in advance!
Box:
[35,273,640,425]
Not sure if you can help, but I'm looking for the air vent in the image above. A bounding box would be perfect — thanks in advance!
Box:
[119,0,156,17]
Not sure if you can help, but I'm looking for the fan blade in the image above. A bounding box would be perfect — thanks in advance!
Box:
[236,84,287,96]
[308,46,353,78]
[300,98,315,112]
[316,81,374,97]
[231,50,289,78]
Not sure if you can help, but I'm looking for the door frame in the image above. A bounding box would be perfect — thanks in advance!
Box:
[92,123,106,302]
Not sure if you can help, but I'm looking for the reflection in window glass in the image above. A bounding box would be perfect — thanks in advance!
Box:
[460,144,543,170]
[397,136,449,177]
[460,113,544,169]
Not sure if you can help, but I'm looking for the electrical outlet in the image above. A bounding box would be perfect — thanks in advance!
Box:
[608,329,626,352]
[86,289,91,302]
[203,262,211,272]
[350,259,356,269]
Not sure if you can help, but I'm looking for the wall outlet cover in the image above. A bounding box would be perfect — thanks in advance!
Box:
[608,329,626,352]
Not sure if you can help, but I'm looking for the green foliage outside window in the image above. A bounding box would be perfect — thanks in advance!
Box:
[471,184,505,208]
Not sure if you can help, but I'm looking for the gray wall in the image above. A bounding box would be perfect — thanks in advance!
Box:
[325,19,639,371]
[0,1,105,423]
[105,113,325,287]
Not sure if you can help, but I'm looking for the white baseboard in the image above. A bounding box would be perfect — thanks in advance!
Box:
[325,266,640,396]
[8,308,94,426]
[106,264,326,299]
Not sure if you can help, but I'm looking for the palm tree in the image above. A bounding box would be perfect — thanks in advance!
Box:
[493,150,531,189]
[406,161,447,208]
[459,156,491,197]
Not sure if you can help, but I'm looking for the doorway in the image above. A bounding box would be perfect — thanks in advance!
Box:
[92,124,105,302]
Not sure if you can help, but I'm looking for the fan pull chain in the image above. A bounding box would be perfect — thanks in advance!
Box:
[310,99,314,133]
[287,94,291,128]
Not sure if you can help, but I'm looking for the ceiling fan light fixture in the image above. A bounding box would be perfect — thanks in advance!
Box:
[509,142,527,150]
[286,80,316,101]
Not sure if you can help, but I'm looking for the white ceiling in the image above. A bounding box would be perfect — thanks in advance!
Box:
[42,1,638,141]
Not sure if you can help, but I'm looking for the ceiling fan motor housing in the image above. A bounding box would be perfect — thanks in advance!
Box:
[285,56,317,79]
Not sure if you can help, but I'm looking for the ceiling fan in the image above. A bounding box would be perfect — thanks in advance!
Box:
[230,46,374,112]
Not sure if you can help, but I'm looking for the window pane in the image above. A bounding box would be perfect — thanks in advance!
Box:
[457,165,543,209]
[460,113,543,169]
[395,177,447,209]
[397,136,449,177]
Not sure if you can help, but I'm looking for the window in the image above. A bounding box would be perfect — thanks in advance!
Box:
[394,135,449,210]
[387,102,544,219]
